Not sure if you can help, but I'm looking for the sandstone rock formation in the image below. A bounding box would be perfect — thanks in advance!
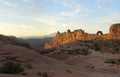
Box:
[44,24,120,49]
[96,31,103,35]
[109,24,120,40]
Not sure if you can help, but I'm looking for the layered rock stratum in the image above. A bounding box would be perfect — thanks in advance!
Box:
[44,23,120,49]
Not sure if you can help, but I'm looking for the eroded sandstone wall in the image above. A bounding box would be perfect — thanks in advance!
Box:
[44,24,120,49]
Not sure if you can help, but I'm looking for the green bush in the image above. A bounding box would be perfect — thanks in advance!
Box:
[37,71,49,77]
[68,48,88,55]
[25,63,32,69]
[93,42,101,51]
[43,72,48,77]
[37,71,42,76]
[94,47,101,51]
[80,49,88,55]
[68,49,80,55]
[0,61,24,74]
[114,47,119,52]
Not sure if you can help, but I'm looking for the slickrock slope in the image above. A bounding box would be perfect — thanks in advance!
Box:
[0,34,31,48]
[0,36,120,77]
[44,24,120,49]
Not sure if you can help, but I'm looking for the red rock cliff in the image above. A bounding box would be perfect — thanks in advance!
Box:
[44,24,120,49]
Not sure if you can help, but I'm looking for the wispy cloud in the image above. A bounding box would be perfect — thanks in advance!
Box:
[23,0,33,3]
[96,0,114,9]
[0,22,36,29]
[0,22,40,37]
[98,15,120,24]
[61,0,73,8]
[61,4,89,18]
[53,0,73,8]
[0,0,19,8]
[34,17,57,25]
[97,4,102,9]
[97,0,114,3]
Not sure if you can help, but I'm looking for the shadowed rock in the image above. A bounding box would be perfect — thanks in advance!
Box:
[96,31,103,35]
[0,34,31,49]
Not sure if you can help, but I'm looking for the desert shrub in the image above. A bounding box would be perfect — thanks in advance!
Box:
[37,71,49,77]
[93,42,101,51]
[80,49,89,55]
[37,71,42,76]
[114,47,119,52]
[66,69,72,73]
[68,49,80,55]
[25,63,32,69]
[0,61,24,74]
[68,48,88,55]
[43,72,48,77]
[86,65,95,69]
[117,58,120,62]
[22,72,27,75]
[110,47,119,54]
[104,58,120,65]
[94,47,101,51]
[104,59,116,64]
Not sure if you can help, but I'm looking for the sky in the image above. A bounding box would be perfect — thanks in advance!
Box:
[0,0,120,37]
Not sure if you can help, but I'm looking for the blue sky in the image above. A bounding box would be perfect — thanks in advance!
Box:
[0,0,120,37]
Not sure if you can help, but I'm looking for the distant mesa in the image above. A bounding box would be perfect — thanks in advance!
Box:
[0,34,31,49]
[44,23,120,49]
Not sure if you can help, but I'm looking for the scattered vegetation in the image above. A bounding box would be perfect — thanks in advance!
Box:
[0,61,24,74]
[66,69,72,73]
[37,71,49,77]
[25,63,32,69]
[80,49,89,55]
[43,72,49,77]
[104,58,120,65]
[59,40,120,55]
[91,40,120,54]
[68,49,80,55]
[104,59,116,64]
[67,48,89,55]
[37,71,43,76]
[112,47,120,54]
[21,72,27,76]
[93,42,101,51]
[86,65,95,69]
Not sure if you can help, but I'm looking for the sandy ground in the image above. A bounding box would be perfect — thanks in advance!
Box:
[0,42,120,77]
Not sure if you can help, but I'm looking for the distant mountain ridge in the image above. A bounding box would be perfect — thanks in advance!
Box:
[20,33,56,45]
[21,32,56,39]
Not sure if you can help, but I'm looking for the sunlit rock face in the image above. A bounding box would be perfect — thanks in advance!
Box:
[109,24,120,35]
[109,24,120,40]
[44,24,120,49]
